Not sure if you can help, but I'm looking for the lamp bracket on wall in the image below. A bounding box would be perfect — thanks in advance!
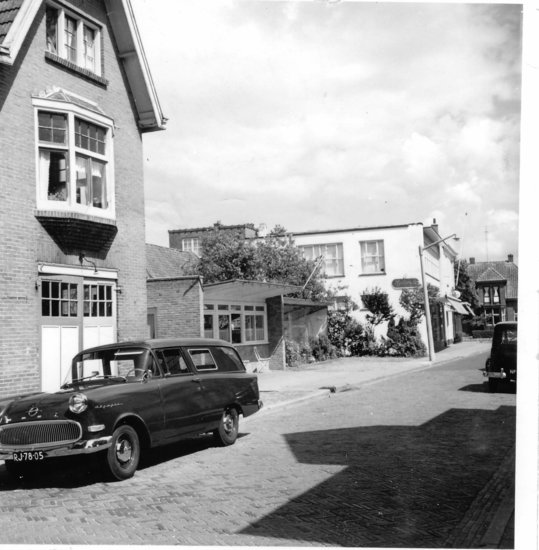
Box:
[79,253,98,273]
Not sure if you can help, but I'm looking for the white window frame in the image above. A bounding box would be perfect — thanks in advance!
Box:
[46,2,102,76]
[203,302,268,345]
[299,243,344,278]
[34,96,115,220]
[182,237,200,256]
[360,240,386,274]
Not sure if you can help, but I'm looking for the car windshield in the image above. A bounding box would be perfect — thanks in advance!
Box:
[64,348,153,387]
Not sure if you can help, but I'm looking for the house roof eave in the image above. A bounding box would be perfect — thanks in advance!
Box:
[1,0,166,131]
[0,0,41,66]
[105,0,166,132]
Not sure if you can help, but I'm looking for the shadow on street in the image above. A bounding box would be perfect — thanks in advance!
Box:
[241,405,516,548]
[0,432,250,490]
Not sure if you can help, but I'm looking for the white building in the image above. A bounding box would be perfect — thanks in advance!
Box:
[292,220,464,351]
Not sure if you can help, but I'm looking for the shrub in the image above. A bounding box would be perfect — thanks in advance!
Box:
[308,334,337,362]
[361,287,394,326]
[327,310,364,356]
[378,317,426,357]
[285,339,303,367]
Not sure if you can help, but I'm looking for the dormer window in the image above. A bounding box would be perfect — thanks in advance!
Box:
[46,4,101,76]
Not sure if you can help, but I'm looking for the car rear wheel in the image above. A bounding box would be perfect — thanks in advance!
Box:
[214,407,239,446]
[105,425,140,481]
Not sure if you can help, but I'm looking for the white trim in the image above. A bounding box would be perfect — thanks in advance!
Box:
[0,0,41,65]
[33,96,116,219]
[38,263,118,280]
[46,1,103,76]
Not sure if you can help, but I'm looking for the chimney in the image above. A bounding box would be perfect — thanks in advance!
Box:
[507,254,514,263]
[432,218,438,233]
[469,257,475,264]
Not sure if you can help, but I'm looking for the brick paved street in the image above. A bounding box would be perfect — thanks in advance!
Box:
[0,351,515,547]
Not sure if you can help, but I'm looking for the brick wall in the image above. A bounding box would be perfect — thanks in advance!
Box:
[0,1,151,396]
[147,278,203,339]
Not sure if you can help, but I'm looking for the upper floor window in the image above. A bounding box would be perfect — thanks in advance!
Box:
[360,240,385,274]
[299,243,344,277]
[46,4,102,75]
[34,93,115,219]
[483,286,500,305]
[182,238,200,256]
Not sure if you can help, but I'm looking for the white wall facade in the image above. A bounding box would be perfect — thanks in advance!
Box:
[293,222,458,347]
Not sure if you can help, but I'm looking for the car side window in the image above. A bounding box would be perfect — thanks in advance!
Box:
[212,346,246,372]
[188,348,218,372]
[156,349,190,376]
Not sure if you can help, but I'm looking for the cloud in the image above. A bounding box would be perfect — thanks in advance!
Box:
[134,1,521,261]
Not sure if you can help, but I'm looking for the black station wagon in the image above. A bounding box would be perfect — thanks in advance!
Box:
[0,338,262,480]
[483,322,517,392]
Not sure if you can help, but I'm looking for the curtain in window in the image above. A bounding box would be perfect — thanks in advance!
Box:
[76,155,88,205]
[91,160,106,208]
[83,26,96,72]
[64,16,77,63]
[40,150,67,201]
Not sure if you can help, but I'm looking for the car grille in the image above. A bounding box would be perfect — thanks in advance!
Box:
[0,420,82,449]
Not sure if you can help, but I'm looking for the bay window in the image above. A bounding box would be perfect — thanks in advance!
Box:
[34,95,114,218]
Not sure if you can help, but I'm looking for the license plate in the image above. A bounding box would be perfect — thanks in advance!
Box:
[12,451,46,462]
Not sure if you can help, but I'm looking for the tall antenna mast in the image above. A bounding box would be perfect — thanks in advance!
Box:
[484,226,489,261]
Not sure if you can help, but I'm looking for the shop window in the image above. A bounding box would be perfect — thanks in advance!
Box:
[46,4,102,75]
[360,240,385,274]
[299,243,344,277]
[205,303,267,344]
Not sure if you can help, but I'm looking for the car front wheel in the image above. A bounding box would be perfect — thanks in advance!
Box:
[105,425,140,481]
[214,408,239,446]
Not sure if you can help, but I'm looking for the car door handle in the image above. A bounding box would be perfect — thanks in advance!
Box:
[192,377,202,384]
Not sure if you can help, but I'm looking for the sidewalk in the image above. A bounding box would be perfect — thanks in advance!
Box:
[252,340,490,414]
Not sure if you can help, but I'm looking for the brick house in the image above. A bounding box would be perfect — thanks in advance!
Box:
[467,254,518,325]
[291,220,469,351]
[169,222,259,256]
[147,243,328,370]
[0,0,165,396]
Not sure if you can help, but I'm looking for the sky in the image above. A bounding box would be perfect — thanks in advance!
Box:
[131,0,522,264]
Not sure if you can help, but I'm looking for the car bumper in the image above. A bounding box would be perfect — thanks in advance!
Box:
[483,370,516,381]
[0,436,112,460]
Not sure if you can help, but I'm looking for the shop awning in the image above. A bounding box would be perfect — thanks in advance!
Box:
[203,279,301,302]
[445,296,473,316]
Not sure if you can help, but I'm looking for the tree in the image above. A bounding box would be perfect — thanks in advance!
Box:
[196,227,259,282]
[399,284,441,325]
[454,259,479,309]
[195,225,329,301]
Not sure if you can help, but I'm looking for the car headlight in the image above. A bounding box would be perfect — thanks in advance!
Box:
[69,393,88,414]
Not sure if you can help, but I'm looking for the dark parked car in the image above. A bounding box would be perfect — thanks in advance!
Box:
[484,322,517,392]
[0,338,262,480]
